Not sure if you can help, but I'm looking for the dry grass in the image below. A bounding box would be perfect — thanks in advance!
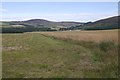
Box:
[39,29,118,43]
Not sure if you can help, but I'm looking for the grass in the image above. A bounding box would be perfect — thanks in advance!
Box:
[2,29,118,78]
[99,41,115,52]
[40,29,118,43]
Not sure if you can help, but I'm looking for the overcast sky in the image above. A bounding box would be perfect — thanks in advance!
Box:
[1,2,118,22]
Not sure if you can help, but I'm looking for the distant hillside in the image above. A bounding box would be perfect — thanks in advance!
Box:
[1,16,120,33]
[6,19,83,28]
[82,16,119,30]
[1,19,83,33]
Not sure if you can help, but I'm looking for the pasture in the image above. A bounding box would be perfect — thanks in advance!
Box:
[2,29,118,78]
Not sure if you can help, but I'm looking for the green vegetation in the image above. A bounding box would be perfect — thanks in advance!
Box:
[2,33,118,78]
[99,41,115,52]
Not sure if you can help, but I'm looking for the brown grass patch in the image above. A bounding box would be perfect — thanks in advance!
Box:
[39,29,118,43]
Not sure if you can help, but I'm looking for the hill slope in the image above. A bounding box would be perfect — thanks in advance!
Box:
[7,19,83,28]
[82,16,119,30]
[1,16,119,33]
[1,19,83,33]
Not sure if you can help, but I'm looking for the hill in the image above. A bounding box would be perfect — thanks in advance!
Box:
[7,19,83,28]
[1,19,83,33]
[1,16,120,33]
[82,16,119,30]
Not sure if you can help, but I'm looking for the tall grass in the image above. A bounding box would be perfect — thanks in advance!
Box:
[42,34,118,78]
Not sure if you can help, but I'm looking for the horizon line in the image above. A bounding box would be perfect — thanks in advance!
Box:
[0,15,118,23]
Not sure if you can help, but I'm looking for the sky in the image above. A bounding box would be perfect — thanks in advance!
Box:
[1,0,119,2]
[0,2,118,22]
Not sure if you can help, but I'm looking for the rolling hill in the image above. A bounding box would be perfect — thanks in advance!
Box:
[82,16,120,30]
[1,16,120,33]
[1,19,83,33]
[6,19,83,28]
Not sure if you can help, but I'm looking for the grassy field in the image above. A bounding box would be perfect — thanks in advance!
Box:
[40,29,118,43]
[2,29,118,78]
